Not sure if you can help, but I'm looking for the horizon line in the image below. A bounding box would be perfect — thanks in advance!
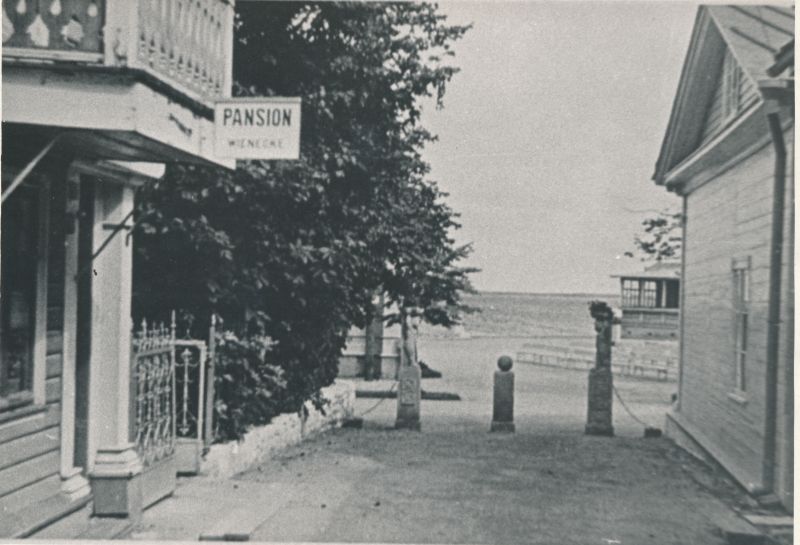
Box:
[471,290,619,297]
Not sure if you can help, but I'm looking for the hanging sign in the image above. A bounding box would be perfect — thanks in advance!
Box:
[214,97,301,160]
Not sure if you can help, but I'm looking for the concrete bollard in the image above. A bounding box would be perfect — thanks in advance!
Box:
[585,301,614,436]
[490,355,515,432]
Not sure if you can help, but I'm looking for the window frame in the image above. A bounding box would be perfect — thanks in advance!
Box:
[731,256,750,398]
[0,173,50,413]
[621,279,640,307]
[640,280,658,308]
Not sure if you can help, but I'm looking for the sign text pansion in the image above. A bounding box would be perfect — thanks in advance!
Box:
[222,107,293,127]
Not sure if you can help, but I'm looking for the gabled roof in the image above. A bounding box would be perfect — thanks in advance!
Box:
[709,6,794,80]
[652,5,794,187]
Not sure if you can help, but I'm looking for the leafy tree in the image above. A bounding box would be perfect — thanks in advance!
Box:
[624,209,682,262]
[133,2,474,425]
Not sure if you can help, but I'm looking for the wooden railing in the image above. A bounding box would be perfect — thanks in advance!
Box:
[3,0,104,55]
[3,0,233,101]
[136,0,231,98]
[623,308,679,326]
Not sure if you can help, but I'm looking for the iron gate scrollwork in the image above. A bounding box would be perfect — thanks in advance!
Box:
[174,340,206,441]
[131,316,177,470]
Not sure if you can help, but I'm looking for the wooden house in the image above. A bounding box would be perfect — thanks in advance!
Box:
[1,0,234,536]
[653,5,793,511]
[612,261,681,340]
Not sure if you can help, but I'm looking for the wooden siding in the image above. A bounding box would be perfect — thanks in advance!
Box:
[0,170,66,526]
[679,128,792,491]
[699,48,761,148]
[700,67,725,145]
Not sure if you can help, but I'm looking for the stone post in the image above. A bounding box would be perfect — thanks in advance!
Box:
[395,310,421,430]
[491,356,515,432]
[585,301,614,436]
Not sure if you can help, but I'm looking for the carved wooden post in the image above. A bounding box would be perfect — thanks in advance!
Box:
[491,356,515,432]
[585,301,614,436]
[395,309,421,430]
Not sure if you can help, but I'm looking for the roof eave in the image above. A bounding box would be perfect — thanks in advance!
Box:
[652,7,710,187]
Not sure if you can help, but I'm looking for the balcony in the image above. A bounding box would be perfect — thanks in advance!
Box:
[3,0,234,168]
[3,0,233,104]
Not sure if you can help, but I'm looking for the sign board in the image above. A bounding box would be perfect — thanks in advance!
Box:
[214,97,301,160]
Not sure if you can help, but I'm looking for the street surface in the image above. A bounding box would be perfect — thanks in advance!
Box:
[134,337,755,544]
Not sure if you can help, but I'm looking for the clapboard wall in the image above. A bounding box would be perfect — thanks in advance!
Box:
[679,125,793,496]
[0,168,66,533]
[698,46,760,147]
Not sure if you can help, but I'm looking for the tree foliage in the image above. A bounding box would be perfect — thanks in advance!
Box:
[132,2,474,428]
[624,209,683,262]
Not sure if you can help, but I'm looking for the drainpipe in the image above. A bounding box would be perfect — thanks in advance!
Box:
[759,81,791,497]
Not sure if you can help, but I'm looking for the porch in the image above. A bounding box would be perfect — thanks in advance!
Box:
[612,263,681,340]
[2,1,236,535]
[3,0,235,168]
[0,154,217,537]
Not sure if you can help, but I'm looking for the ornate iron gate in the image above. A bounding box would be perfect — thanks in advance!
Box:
[130,315,177,507]
[174,339,207,474]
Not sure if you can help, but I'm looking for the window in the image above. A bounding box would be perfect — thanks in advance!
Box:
[0,185,41,410]
[721,48,742,121]
[664,280,680,309]
[621,279,639,307]
[640,280,658,308]
[732,257,750,393]
[621,279,661,308]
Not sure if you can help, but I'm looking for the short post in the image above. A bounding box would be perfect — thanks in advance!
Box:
[585,301,614,436]
[491,355,515,432]
[396,311,421,430]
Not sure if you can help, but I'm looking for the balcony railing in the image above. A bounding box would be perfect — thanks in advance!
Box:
[135,0,231,98]
[3,0,233,101]
[3,0,104,53]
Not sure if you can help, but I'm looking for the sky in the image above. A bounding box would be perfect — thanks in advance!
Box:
[420,1,699,294]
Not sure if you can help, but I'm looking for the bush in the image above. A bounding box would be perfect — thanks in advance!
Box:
[213,332,286,442]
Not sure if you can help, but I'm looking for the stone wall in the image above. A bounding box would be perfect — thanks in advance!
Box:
[200,381,355,479]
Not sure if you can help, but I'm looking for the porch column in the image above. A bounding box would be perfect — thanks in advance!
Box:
[86,180,142,518]
[59,170,91,500]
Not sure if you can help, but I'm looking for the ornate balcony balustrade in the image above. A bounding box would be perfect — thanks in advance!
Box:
[3,0,233,101]
[3,0,104,53]
[135,0,231,98]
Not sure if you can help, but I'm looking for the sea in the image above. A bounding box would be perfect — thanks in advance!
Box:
[419,291,621,340]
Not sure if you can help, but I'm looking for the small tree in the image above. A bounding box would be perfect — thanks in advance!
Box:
[133,2,474,435]
[624,209,683,262]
